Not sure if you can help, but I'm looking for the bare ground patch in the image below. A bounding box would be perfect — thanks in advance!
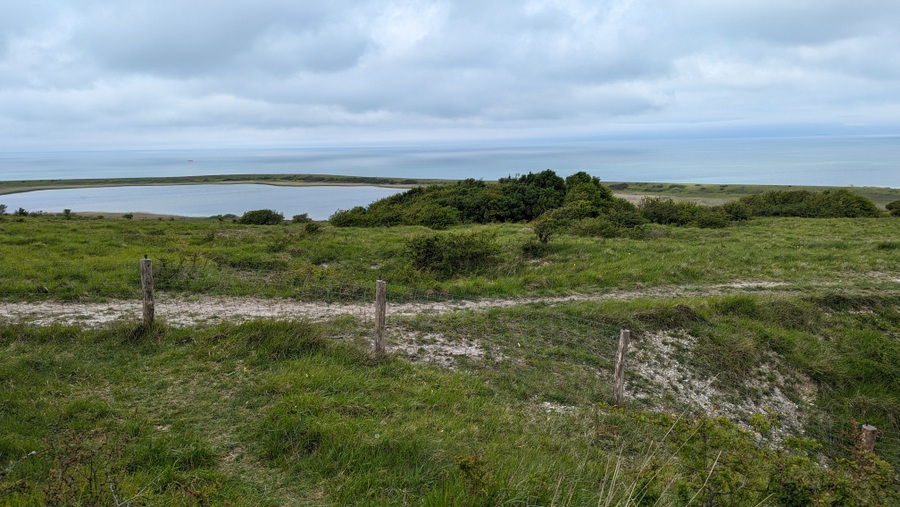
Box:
[629,331,817,438]
[0,281,808,328]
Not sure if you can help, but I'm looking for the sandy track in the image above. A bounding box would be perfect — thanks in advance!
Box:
[0,281,815,327]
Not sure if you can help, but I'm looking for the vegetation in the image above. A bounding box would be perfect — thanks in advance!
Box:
[0,179,898,504]
[1,291,898,505]
[887,200,900,217]
[738,189,882,218]
[0,213,897,302]
[238,209,284,225]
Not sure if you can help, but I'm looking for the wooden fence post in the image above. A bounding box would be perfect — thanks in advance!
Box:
[140,256,154,327]
[861,424,878,453]
[614,329,630,406]
[374,280,386,355]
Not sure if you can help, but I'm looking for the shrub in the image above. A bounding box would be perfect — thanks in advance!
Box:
[739,189,881,218]
[639,197,681,225]
[239,209,284,225]
[722,200,752,221]
[404,231,501,279]
[62,209,72,219]
[305,222,321,234]
[122,213,133,220]
[292,213,312,223]
[329,206,370,227]
[0,203,7,215]
[887,200,900,217]
[405,202,460,230]
[15,207,27,216]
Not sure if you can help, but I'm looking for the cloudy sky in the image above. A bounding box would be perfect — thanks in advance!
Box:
[2,0,900,151]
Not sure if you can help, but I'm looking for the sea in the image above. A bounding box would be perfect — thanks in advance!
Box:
[1,135,897,218]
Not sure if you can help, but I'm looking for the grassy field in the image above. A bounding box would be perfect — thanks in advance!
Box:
[1,209,899,504]
[1,293,898,505]
[0,214,896,302]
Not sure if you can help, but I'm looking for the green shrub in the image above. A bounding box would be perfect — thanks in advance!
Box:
[239,209,284,225]
[722,200,752,221]
[292,213,312,223]
[305,222,321,234]
[887,200,900,217]
[739,189,881,218]
[0,204,6,215]
[329,206,370,227]
[404,231,501,278]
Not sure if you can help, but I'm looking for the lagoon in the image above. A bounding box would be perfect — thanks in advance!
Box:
[0,184,404,220]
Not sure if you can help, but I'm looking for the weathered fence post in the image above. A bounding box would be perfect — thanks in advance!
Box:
[374,280,387,355]
[614,329,630,406]
[861,424,878,453]
[140,255,154,327]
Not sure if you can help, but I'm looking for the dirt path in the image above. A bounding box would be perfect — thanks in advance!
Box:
[0,281,827,327]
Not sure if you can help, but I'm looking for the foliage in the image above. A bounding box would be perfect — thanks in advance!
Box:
[0,203,6,215]
[639,197,731,228]
[739,189,882,218]
[292,213,312,223]
[404,231,501,279]
[887,200,900,217]
[238,209,284,225]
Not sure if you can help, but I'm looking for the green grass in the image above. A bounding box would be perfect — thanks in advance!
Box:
[0,214,897,302]
[1,303,898,505]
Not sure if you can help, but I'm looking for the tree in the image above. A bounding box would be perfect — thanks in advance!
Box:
[0,204,6,215]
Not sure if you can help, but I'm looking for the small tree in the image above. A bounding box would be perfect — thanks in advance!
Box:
[62,209,72,219]
[15,207,27,216]
[0,204,6,215]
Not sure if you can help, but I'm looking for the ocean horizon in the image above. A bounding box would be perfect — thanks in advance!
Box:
[2,135,898,188]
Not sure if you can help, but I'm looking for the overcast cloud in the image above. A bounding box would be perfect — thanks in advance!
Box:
[2,0,899,150]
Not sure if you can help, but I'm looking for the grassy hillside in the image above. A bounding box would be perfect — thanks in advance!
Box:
[1,211,898,504]
[2,293,898,505]
[0,214,897,302]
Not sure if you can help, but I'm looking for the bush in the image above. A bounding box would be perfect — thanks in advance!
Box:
[887,200,900,217]
[722,200,752,221]
[329,206,370,227]
[639,197,681,225]
[292,213,312,223]
[739,189,881,218]
[0,203,7,215]
[305,222,321,234]
[239,209,284,225]
[404,232,501,279]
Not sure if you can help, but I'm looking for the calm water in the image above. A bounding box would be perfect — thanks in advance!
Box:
[1,136,898,187]
[0,184,404,220]
[1,136,897,215]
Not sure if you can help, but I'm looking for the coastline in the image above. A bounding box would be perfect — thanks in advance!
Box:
[2,174,898,208]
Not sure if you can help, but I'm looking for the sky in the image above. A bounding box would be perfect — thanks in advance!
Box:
[2,0,900,151]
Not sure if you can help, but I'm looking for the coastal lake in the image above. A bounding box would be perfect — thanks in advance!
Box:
[0,184,404,220]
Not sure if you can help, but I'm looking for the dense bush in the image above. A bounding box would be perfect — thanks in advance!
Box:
[739,189,881,218]
[238,209,284,225]
[887,200,900,217]
[639,198,730,228]
[404,231,500,279]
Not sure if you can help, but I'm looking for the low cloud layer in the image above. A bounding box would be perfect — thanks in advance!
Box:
[2,0,899,149]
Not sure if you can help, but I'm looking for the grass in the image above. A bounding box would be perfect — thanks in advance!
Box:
[0,214,897,302]
[1,203,898,504]
[2,301,898,505]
